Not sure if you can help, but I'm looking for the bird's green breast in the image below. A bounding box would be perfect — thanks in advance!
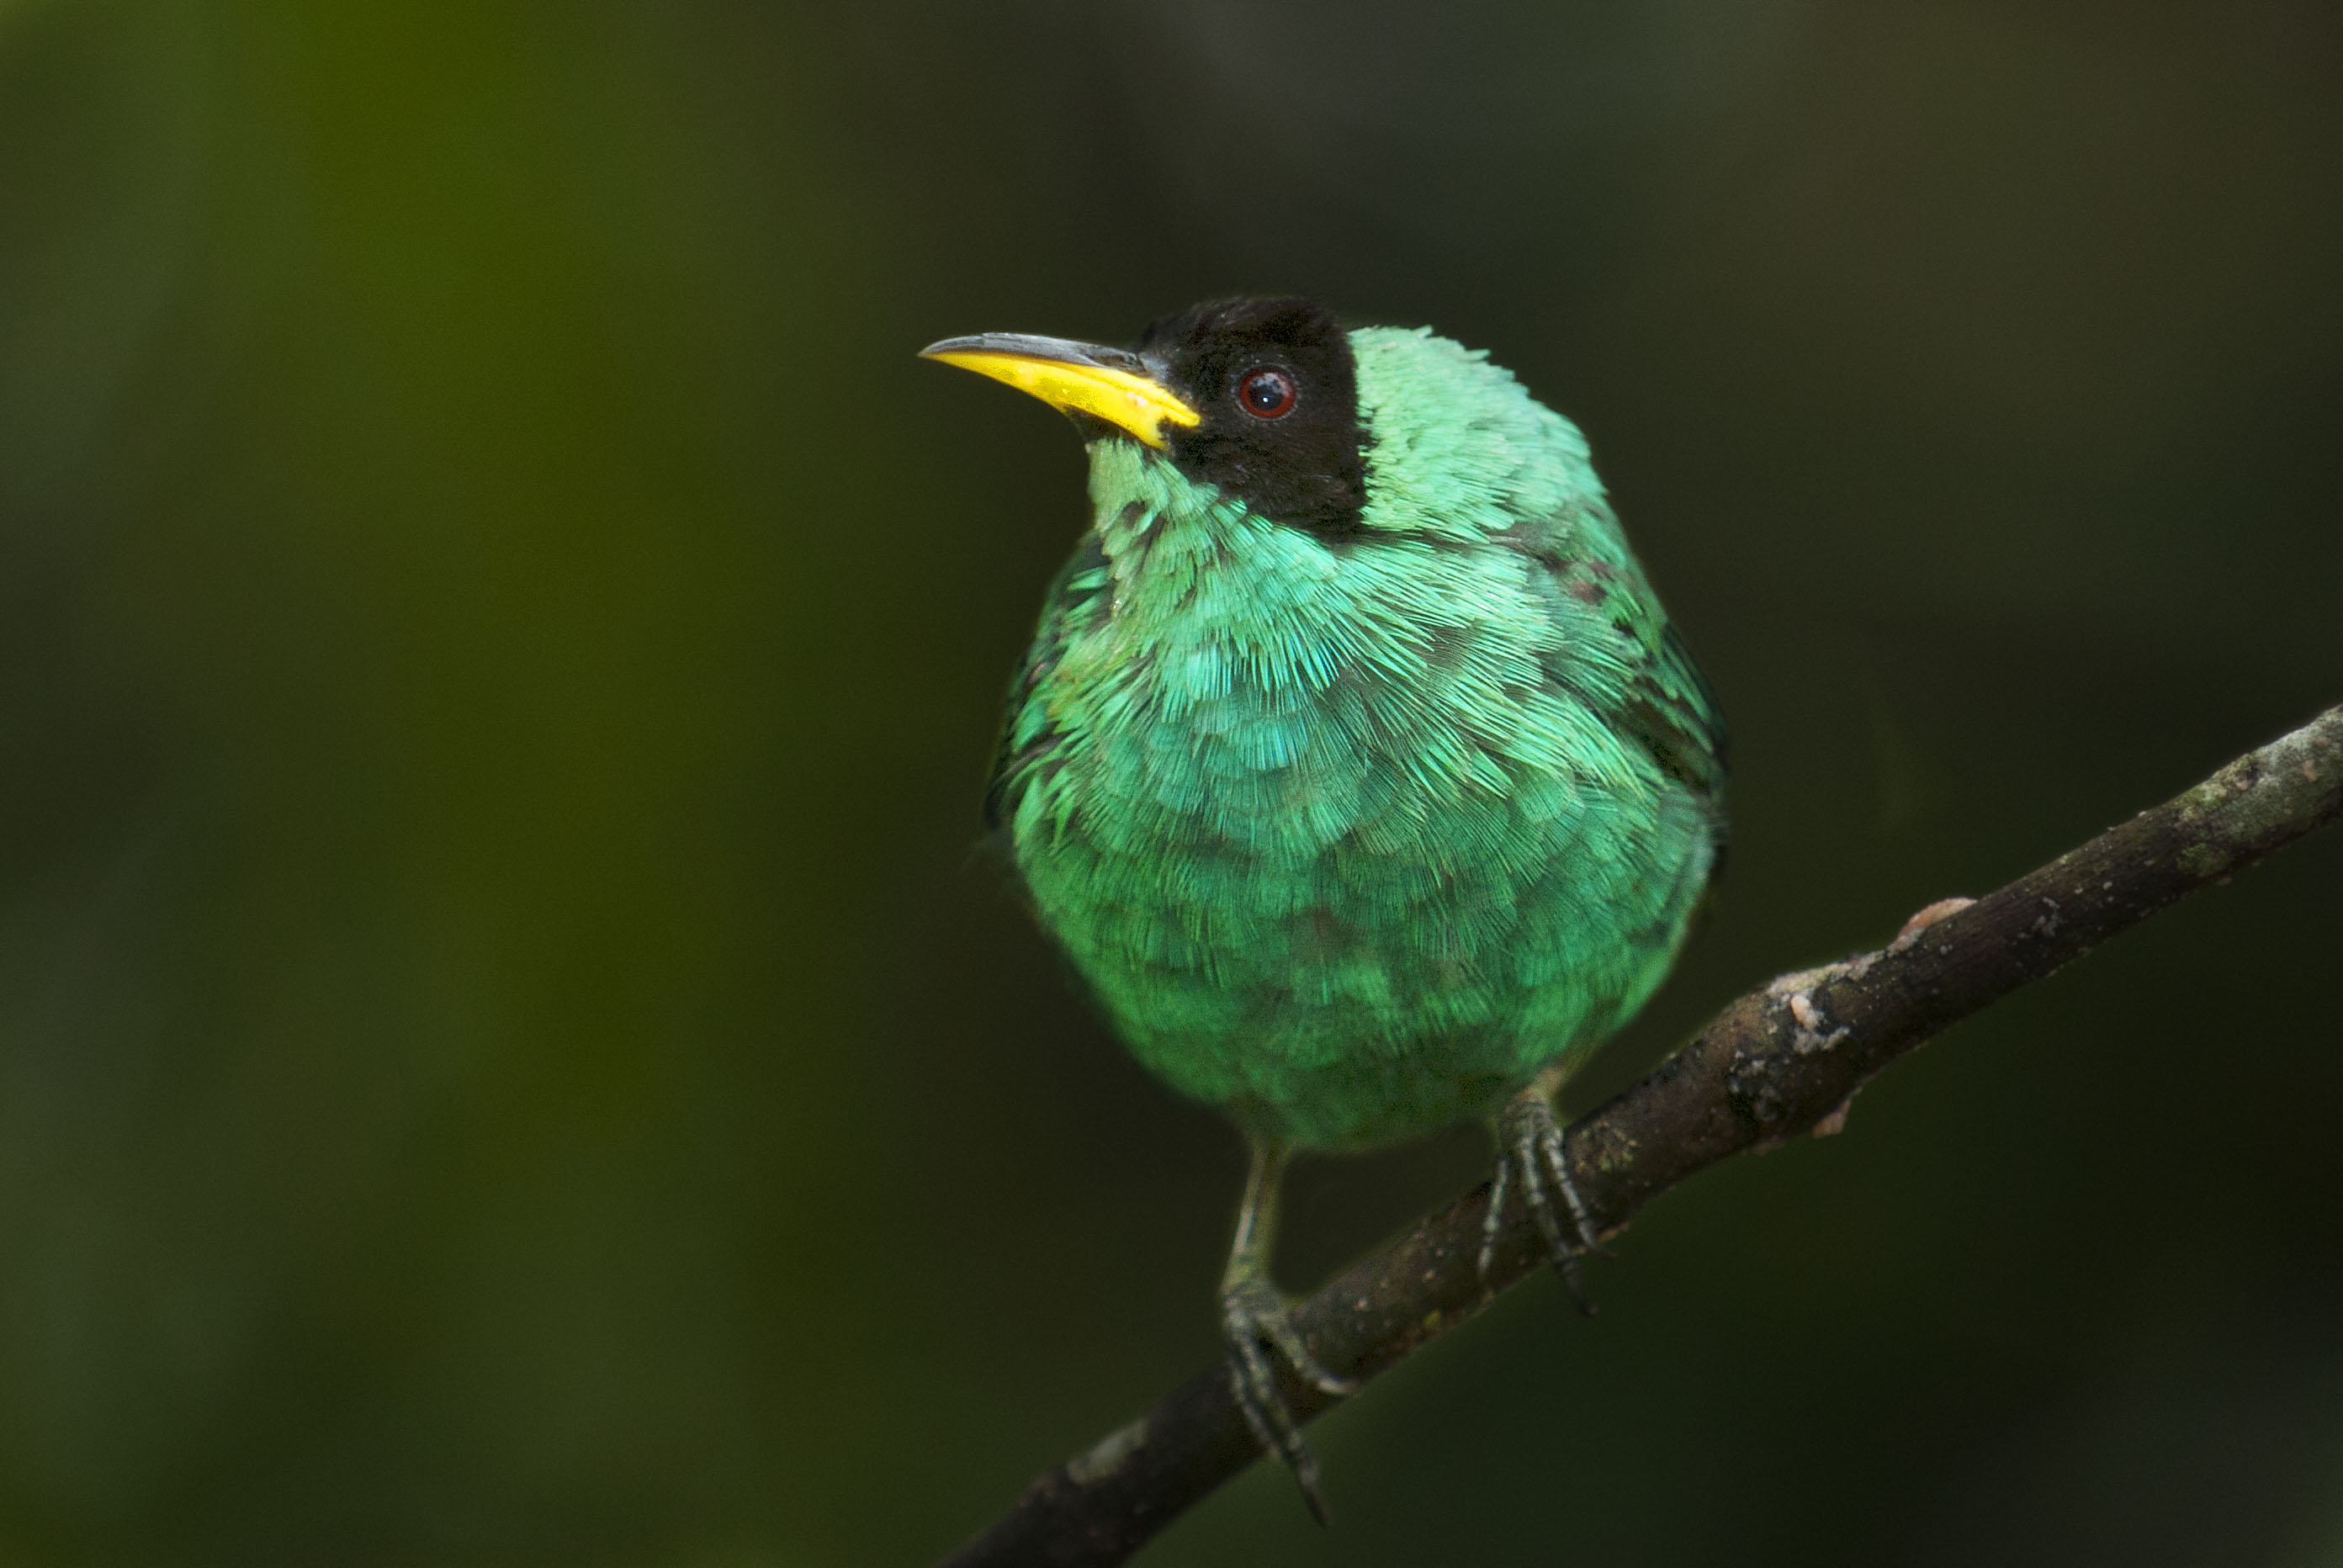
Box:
[994,326,1721,1150]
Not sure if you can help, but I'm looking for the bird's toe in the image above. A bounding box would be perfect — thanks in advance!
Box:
[1219,1277,1350,1524]
[1483,1087,1611,1311]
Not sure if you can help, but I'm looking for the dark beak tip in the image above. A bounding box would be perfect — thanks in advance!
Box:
[914,332,1152,377]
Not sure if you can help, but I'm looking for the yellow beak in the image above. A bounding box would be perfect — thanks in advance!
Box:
[920,332,1201,449]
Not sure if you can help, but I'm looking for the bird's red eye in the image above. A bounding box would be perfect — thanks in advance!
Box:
[1237,367,1297,419]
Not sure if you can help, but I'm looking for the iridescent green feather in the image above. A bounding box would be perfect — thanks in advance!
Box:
[990,326,1724,1149]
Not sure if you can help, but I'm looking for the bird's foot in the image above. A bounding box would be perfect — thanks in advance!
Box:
[1221,1274,1355,1525]
[1478,1087,1609,1313]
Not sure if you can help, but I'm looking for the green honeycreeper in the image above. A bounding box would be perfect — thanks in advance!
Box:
[924,299,1726,1515]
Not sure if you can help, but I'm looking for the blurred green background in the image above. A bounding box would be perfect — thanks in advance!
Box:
[2,2,2340,1563]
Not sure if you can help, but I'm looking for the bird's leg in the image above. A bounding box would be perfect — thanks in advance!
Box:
[1220,1138,1354,1524]
[1478,1062,1609,1313]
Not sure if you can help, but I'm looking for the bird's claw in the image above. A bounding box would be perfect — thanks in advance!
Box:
[1221,1275,1354,1524]
[1478,1089,1609,1313]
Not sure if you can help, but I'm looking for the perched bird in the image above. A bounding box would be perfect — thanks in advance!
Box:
[923,299,1725,1516]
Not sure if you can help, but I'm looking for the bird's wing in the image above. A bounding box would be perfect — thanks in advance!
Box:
[1621,620,1730,804]
[983,529,1113,836]
[1535,524,1730,828]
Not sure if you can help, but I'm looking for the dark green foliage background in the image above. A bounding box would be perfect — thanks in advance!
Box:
[2,2,2340,1563]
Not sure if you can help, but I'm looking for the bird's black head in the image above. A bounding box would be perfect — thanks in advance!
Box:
[1137,297,1369,542]
[920,295,1370,539]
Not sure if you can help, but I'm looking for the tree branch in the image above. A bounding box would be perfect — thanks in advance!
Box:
[941,702,2343,1568]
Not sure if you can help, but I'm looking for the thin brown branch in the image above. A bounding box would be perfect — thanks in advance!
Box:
[941,702,2343,1568]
